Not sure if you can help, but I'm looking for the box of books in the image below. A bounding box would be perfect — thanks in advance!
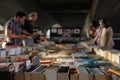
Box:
[70,68,79,80]
[78,67,89,80]
[45,66,58,80]
[91,68,106,80]
[57,67,70,80]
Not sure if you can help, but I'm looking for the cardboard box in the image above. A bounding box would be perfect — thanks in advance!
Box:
[117,76,120,80]
[86,67,94,80]
[24,72,31,80]
[31,72,45,80]
[57,67,70,80]
[14,72,25,80]
[91,68,106,80]
[24,66,40,80]
[45,66,58,80]
[112,74,118,80]
[70,68,79,80]
[78,67,89,80]
[25,66,45,80]
[31,66,45,80]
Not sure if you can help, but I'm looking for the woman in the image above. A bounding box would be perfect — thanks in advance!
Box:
[89,21,101,45]
[99,19,115,49]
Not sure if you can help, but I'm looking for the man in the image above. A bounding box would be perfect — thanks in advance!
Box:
[5,11,26,46]
[22,12,41,43]
[22,12,38,37]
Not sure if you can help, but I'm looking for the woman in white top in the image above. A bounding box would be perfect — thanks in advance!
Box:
[99,19,115,50]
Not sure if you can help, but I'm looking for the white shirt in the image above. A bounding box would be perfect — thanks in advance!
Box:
[100,27,115,49]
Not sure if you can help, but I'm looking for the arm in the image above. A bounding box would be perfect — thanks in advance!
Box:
[91,33,99,44]
[86,29,90,39]
[22,21,37,38]
[5,21,25,39]
[7,30,25,39]
[90,30,99,44]
[106,27,113,47]
[23,30,37,38]
[91,28,101,45]
[23,29,32,36]
[22,20,32,36]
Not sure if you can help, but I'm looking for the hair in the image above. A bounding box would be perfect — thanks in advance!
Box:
[99,19,109,28]
[90,21,99,28]
[28,12,37,17]
[15,11,26,17]
[29,51,38,58]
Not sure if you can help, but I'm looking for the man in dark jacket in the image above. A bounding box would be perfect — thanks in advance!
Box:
[22,12,38,38]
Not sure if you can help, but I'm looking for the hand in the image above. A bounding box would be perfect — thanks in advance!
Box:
[40,37,45,42]
[87,40,92,45]
[31,34,38,38]
[20,35,26,40]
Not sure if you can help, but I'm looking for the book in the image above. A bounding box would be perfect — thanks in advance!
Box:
[108,68,120,77]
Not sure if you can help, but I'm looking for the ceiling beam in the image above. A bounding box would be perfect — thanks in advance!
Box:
[45,10,89,14]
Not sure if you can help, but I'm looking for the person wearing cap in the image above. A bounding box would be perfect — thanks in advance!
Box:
[88,21,101,45]
[4,11,27,46]
[99,19,115,49]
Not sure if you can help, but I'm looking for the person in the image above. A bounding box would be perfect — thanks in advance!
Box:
[29,51,40,66]
[4,11,27,46]
[22,12,41,43]
[88,21,101,45]
[22,12,38,38]
[99,19,115,49]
